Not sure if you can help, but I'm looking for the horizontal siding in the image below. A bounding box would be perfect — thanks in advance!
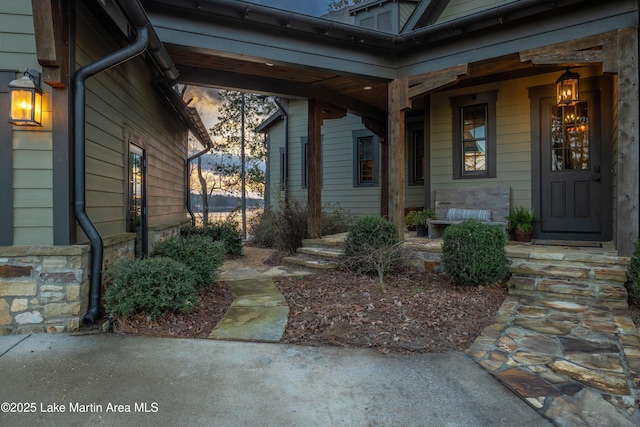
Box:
[76,2,189,243]
[2,1,56,245]
[437,0,515,24]
[13,227,53,246]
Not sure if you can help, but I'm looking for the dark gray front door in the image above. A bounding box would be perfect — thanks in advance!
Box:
[539,90,605,239]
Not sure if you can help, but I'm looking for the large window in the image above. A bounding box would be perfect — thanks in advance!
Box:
[451,91,497,179]
[353,130,378,187]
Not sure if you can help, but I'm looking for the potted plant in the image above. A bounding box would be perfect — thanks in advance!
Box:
[506,206,537,242]
[404,209,436,237]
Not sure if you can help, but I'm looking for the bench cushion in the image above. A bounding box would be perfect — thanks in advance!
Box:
[445,208,492,222]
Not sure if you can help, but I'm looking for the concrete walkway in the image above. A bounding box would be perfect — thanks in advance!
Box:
[0,333,551,427]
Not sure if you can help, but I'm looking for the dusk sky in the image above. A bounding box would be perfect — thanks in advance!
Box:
[245,0,330,17]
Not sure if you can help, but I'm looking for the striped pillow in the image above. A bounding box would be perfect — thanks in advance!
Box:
[446,208,492,222]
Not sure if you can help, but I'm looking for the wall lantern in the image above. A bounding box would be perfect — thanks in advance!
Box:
[8,69,43,126]
[556,68,580,107]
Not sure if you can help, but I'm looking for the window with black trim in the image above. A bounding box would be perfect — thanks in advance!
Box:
[451,91,497,179]
[353,130,378,187]
[409,127,425,185]
[301,137,308,188]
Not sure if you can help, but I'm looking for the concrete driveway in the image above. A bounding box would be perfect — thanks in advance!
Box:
[0,333,551,427]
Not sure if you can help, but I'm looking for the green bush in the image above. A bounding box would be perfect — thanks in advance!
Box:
[181,220,243,255]
[104,257,198,319]
[628,240,640,298]
[442,220,509,286]
[151,235,225,289]
[343,215,401,282]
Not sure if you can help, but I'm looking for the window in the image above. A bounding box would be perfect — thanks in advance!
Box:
[279,147,285,190]
[128,143,146,257]
[353,130,378,187]
[301,136,322,189]
[551,101,589,171]
[409,127,425,185]
[301,137,308,188]
[451,91,497,179]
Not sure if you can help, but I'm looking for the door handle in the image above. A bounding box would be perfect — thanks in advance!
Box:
[593,175,601,182]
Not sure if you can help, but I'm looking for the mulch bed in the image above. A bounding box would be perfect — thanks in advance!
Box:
[113,282,234,339]
[109,250,640,354]
[275,267,507,354]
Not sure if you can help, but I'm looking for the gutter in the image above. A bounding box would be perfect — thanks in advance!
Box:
[77,0,181,325]
[74,25,149,326]
[273,99,289,195]
[186,142,212,226]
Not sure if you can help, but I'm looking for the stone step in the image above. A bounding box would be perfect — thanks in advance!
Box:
[282,256,339,270]
[301,233,347,249]
[509,260,628,283]
[296,246,344,259]
[508,275,629,304]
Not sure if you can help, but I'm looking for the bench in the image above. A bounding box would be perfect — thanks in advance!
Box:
[427,186,510,238]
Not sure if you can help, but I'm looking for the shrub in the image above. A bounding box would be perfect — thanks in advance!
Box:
[628,240,640,298]
[249,197,351,253]
[343,215,401,288]
[181,220,243,255]
[442,220,509,286]
[104,257,198,319]
[249,209,278,248]
[151,235,226,289]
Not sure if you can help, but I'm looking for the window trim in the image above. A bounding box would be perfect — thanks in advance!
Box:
[451,91,497,179]
[352,130,379,187]
[408,124,425,185]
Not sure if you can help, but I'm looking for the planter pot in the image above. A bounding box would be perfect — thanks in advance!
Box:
[416,224,427,237]
[514,228,533,242]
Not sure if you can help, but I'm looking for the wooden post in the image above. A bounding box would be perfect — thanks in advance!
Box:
[615,28,639,256]
[388,78,408,238]
[307,99,323,239]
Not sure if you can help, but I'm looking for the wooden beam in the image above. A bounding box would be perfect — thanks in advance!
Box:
[388,78,407,238]
[307,99,323,239]
[527,50,603,66]
[177,66,386,121]
[32,0,69,87]
[615,27,639,256]
[407,64,468,99]
[519,32,614,62]
[320,101,347,120]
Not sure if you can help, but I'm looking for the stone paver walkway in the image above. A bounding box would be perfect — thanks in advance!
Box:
[466,294,640,426]
[208,265,312,342]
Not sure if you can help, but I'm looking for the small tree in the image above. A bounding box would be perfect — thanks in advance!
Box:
[343,215,402,290]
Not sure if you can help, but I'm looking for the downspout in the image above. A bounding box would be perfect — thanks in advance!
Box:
[273,98,289,197]
[186,144,212,225]
[75,26,149,326]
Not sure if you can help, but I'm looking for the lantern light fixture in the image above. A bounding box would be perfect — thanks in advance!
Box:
[556,68,580,107]
[8,69,43,126]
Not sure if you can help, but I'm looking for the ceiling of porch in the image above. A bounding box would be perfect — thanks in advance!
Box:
[138,0,614,122]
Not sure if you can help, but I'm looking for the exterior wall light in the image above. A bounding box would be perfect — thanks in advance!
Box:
[556,68,580,107]
[8,69,43,126]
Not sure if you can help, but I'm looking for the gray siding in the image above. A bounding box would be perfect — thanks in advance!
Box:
[1,1,54,245]
[436,0,515,24]
[76,3,188,243]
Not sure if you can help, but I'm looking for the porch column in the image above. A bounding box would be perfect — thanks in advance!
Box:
[307,99,322,239]
[615,27,639,256]
[388,78,409,237]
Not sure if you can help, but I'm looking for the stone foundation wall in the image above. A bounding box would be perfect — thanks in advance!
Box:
[0,246,90,336]
[0,222,188,336]
[148,219,189,251]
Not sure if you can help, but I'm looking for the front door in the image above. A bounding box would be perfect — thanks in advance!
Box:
[533,79,612,241]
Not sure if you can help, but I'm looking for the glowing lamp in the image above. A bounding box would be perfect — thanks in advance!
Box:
[556,68,580,107]
[8,70,42,126]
